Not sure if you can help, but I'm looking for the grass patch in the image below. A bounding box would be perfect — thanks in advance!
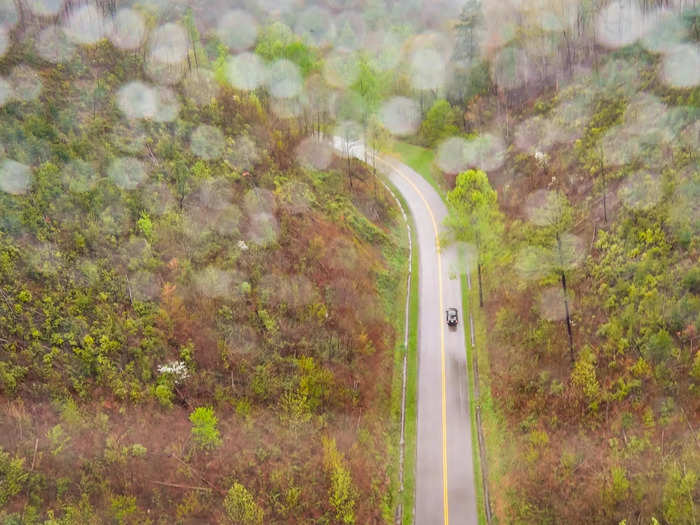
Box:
[461,274,487,525]
[468,277,511,524]
[402,198,419,525]
[379,179,419,525]
[391,142,442,196]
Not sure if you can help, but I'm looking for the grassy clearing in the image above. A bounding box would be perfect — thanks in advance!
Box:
[461,274,487,525]
[390,142,442,196]
[379,179,419,525]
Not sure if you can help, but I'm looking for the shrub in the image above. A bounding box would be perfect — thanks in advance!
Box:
[322,437,356,524]
[663,462,697,525]
[419,99,459,146]
[0,447,28,506]
[644,330,674,364]
[571,346,600,408]
[110,495,138,525]
[223,482,264,524]
[155,383,174,408]
[605,466,630,505]
[189,406,221,450]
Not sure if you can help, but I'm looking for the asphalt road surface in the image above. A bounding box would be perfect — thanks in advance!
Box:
[336,139,478,525]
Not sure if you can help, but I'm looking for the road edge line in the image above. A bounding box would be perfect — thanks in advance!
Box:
[374,155,450,525]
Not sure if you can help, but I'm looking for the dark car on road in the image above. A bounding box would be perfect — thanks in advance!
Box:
[446,307,458,327]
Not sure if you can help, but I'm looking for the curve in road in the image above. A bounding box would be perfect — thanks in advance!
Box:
[336,139,478,525]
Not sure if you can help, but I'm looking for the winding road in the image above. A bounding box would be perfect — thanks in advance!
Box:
[334,138,478,525]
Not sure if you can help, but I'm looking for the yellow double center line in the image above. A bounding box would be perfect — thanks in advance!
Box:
[374,154,450,525]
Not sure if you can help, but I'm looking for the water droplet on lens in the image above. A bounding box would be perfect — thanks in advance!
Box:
[183,68,219,106]
[538,286,571,321]
[266,59,302,99]
[194,266,233,299]
[296,136,334,170]
[270,97,303,119]
[662,44,700,88]
[64,5,105,45]
[295,6,332,46]
[117,81,158,119]
[0,159,32,195]
[0,0,19,30]
[108,157,148,190]
[618,172,662,211]
[108,8,146,51]
[26,0,63,17]
[0,27,8,59]
[641,11,688,53]
[323,52,359,88]
[9,66,42,102]
[225,52,266,91]
[0,76,11,106]
[379,97,421,137]
[410,47,446,90]
[191,124,225,160]
[225,135,259,172]
[153,87,180,122]
[596,1,650,48]
[436,137,469,174]
[217,9,258,52]
[63,159,98,193]
[149,23,188,65]
[37,25,76,64]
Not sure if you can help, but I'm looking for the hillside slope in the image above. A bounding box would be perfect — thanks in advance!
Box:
[439,49,699,523]
[0,29,406,525]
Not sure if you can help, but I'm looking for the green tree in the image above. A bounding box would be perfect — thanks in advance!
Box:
[446,169,504,306]
[516,191,582,362]
[224,482,264,524]
[336,120,362,189]
[322,437,356,524]
[255,22,318,75]
[366,117,392,194]
[419,99,459,146]
[604,466,630,505]
[110,495,138,525]
[454,0,482,66]
[189,406,221,450]
[571,345,601,410]
[447,0,492,120]
[0,447,28,506]
[47,424,71,456]
[137,212,153,241]
[351,56,384,154]
[183,7,203,70]
[154,382,173,408]
[663,462,697,525]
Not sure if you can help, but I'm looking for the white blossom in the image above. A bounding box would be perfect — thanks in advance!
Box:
[534,150,548,165]
[157,361,189,383]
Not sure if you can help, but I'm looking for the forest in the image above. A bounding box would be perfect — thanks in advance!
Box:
[0,0,698,523]
[433,2,699,524]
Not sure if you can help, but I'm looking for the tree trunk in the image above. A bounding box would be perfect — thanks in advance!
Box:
[561,270,574,363]
[556,233,575,363]
[373,150,377,198]
[600,147,607,224]
[477,262,484,308]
